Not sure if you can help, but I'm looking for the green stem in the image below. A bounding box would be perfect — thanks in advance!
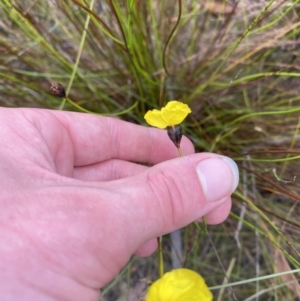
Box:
[157,236,164,278]
[177,147,183,157]
[60,0,95,110]
[162,0,182,76]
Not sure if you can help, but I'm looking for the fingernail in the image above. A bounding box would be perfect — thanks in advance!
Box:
[196,156,239,202]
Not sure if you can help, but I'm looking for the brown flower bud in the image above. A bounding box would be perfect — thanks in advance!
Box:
[50,82,66,98]
[167,125,182,148]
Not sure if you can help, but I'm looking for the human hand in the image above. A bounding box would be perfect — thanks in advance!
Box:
[0,108,239,300]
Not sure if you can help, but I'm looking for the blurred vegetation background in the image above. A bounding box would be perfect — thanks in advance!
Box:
[1,0,300,300]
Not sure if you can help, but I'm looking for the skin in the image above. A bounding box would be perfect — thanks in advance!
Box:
[0,108,233,301]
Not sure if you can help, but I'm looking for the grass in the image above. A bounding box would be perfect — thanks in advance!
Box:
[1,0,300,299]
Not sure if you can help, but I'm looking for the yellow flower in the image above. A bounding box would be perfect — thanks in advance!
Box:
[144,101,191,129]
[145,268,213,301]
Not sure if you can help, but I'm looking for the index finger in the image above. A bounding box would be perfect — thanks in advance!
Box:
[51,110,195,166]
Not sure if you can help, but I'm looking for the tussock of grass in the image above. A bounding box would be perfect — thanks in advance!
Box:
[1,0,300,300]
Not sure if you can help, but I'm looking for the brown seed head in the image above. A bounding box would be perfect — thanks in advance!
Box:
[167,125,183,148]
[50,82,66,98]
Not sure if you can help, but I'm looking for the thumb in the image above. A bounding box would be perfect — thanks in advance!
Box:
[105,153,239,250]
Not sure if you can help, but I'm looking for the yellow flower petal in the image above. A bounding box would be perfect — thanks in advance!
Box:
[144,101,191,129]
[161,101,191,126]
[145,268,213,301]
[144,109,169,129]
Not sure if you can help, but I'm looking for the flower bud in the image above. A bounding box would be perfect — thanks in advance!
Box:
[50,82,66,98]
[167,125,182,148]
